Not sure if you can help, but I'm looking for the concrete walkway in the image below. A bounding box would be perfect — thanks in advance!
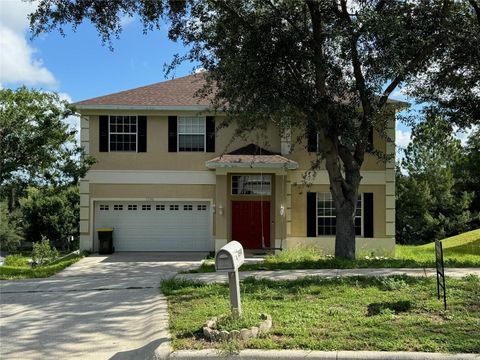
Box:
[178,267,480,283]
[0,252,206,360]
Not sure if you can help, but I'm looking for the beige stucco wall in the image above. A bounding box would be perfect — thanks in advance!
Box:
[85,111,281,171]
[290,184,386,238]
[89,183,215,199]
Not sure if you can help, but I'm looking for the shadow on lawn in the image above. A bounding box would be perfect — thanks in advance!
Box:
[367,300,413,316]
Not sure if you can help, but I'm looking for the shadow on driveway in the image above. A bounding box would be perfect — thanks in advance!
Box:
[0,252,205,359]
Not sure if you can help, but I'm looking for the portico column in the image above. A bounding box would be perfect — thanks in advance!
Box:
[214,172,228,252]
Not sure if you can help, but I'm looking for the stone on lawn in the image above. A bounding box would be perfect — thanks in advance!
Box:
[209,330,220,342]
[219,330,230,341]
[259,319,272,333]
[205,318,217,329]
[240,328,253,341]
[203,326,212,340]
[229,330,240,340]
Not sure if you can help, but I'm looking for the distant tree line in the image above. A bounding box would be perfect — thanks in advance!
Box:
[396,110,480,245]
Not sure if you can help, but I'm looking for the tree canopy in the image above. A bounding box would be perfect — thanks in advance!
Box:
[28,0,480,258]
[0,87,94,188]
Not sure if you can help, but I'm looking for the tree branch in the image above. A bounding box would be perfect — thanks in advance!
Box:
[306,0,327,98]
[468,0,480,25]
[339,0,372,164]
[379,0,452,108]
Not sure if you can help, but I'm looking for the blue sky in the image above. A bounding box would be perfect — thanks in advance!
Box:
[0,0,472,152]
[0,1,193,102]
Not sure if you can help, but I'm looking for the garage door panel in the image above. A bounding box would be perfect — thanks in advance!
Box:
[94,201,212,251]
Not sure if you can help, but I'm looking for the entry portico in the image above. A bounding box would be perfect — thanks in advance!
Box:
[206,144,298,252]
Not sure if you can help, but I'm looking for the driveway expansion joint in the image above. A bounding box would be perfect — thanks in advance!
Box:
[1,286,156,294]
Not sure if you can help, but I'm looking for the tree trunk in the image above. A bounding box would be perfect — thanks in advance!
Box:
[334,191,357,259]
[322,136,362,260]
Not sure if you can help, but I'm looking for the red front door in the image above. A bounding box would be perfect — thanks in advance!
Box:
[232,201,271,249]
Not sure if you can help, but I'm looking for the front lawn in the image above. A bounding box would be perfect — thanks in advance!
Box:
[0,253,84,280]
[188,229,480,273]
[162,276,480,352]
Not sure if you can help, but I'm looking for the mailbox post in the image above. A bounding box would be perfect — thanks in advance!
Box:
[215,241,245,317]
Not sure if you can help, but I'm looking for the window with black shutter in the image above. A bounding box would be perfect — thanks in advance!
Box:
[99,115,109,152]
[168,116,178,152]
[363,193,374,238]
[206,116,215,152]
[138,116,147,152]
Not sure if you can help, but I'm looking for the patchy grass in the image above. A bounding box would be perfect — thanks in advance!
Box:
[161,275,480,352]
[0,253,84,280]
[186,229,480,273]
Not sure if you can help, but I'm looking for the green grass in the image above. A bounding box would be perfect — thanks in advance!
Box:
[161,275,480,352]
[0,253,84,280]
[187,229,480,273]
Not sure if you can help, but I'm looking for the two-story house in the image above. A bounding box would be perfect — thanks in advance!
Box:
[76,74,396,256]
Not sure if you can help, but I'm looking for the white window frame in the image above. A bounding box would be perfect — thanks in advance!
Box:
[177,116,206,152]
[316,192,363,237]
[231,175,272,196]
[108,115,138,152]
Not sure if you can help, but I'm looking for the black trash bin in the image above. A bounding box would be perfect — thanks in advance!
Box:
[97,228,114,254]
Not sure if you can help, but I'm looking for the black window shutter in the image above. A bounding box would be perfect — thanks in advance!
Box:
[168,116,177,152]
[363,193,374,237]
[307,129,318,152]
[99,115,109,152]
[138,116,147,152]
[307,192,317,237]
[206,116,215,152]
[367,127,374,151]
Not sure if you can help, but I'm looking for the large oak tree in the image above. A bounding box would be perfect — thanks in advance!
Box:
[28,0,480,258]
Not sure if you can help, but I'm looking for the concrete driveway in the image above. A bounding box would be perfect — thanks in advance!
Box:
[0,252,207,360]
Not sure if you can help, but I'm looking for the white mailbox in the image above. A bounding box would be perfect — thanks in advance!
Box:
[215,241,245,317]
[215,241,245,272]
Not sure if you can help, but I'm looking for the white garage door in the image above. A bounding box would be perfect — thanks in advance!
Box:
[94,201,212,251]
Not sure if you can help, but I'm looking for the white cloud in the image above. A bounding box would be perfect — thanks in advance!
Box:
[395,129,412,149]
[119,14,135,28]
[0,0,56,87]
[454,125,478,146]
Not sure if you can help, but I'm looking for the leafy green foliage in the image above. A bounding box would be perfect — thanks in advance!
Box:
[0,253,83,280]
[20,186,79,251]
[3,254,29,267]
[396,113,475,244]
[455,127,480,227]
[0,202,22,252]
[162,276,480,352]
[31,236,59,266]
[0,87,94,187]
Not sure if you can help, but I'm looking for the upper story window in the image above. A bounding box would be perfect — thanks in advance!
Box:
[317,192,362,236]
[232,175,272,195]
[178,117,205,152]
[109,115,137,152]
